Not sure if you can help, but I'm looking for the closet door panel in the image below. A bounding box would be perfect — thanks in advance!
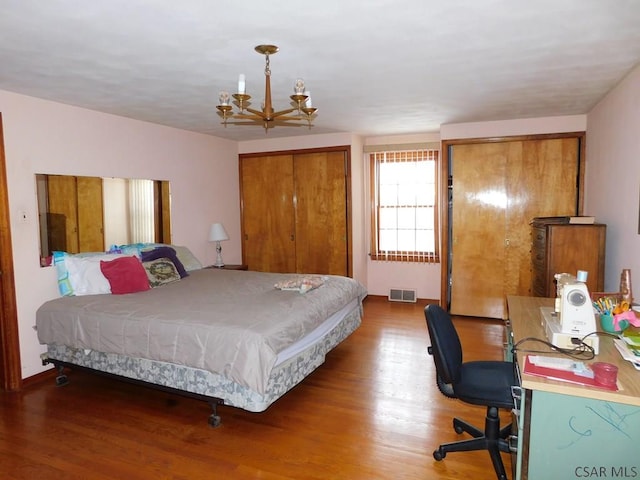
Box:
[505,138,579,297]
[449,137,581,319]
[47,175,79,253]
[294,151,348,275]
[450,143,509,318]
[241,155,296,273]
[76,176,104,253]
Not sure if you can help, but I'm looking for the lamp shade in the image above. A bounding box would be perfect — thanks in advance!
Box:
[208,223,229,242]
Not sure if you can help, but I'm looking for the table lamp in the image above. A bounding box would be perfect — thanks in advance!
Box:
[208,223,229,267]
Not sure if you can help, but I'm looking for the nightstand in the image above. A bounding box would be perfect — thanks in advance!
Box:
[204,264,248,271]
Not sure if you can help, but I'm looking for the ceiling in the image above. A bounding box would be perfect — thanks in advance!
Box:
[1,0,639,142]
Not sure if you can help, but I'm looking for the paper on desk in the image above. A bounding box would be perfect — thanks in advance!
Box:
[613,339,640,371]
[523,355,618,391]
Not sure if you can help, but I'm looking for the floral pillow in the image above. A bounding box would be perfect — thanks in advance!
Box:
[142,258,181,288]
[140,246,188,278]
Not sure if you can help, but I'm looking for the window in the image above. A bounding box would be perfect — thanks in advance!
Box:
[370,149,439,263]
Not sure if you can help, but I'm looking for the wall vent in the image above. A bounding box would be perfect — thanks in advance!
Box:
[388,288,417,303]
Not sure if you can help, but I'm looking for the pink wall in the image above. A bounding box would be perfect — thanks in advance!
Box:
[1,89,239,377]
[585,64,640,292]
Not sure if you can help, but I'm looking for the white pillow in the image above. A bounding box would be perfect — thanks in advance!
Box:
[172,245,203,271]
[65,253,128,296]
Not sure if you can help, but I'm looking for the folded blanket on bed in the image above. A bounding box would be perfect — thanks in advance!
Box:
[274,275,327,294]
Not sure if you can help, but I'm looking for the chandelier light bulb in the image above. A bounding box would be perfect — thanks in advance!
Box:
[219,91,230,106]
[238,74,246,94]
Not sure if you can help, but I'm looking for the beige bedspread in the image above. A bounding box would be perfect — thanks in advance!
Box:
[36,269,367,394]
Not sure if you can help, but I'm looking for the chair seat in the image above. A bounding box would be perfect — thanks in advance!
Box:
[455,361,515,408]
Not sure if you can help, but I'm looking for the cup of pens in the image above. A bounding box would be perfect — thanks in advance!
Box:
[599,312,629,333]
[594,296,630,333]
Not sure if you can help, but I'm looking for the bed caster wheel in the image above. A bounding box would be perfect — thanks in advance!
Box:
[208,414,222,428]
[433,448,445,461]
[55,375,68,386]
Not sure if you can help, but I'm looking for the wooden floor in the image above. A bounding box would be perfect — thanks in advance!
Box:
[0,297,513,480]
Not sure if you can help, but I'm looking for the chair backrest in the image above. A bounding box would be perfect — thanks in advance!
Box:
[425,304,463,387]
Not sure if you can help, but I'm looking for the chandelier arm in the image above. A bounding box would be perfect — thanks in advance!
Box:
[234,114,265,121]
[270,108,297,118]
[244,108,268,119]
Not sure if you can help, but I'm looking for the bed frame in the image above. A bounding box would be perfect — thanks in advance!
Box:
[41,303,362,427]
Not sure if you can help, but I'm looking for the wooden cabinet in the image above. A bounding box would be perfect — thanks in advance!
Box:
[240,148,350,276]
[447,136,583,319]
[531,219,606,297]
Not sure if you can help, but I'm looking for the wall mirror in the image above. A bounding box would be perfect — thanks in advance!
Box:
[36,174,171,266]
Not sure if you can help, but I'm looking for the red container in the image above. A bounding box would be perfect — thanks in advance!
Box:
[591,362,618,387]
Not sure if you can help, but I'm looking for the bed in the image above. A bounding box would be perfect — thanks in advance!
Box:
[36,262,367,426]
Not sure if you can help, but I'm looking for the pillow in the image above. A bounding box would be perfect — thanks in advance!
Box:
[140,246,188,278]
[142,257,181,287]
[53,251,127,296]
[53,251,74,296]
[100,256,150,294]
[172,245,203,272]
[140,244,203,272]
[107,242,151,258]
[64,253,127,296]
[274,275,328,294]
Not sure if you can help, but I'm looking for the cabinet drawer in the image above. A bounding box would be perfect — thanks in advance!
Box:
[531,227,547,251]
[532,275,547,297]
[531,249,546,265]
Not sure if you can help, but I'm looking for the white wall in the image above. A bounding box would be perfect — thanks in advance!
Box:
[440,115,587,140]
[585,64,640,293]
[1,89,240,378]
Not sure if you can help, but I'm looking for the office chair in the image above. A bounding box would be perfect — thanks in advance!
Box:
[424,304,516,480]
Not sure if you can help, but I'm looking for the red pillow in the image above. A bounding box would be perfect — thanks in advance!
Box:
[100,256,150,295]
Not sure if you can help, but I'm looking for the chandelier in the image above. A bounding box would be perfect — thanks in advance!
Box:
[216,45,317,131]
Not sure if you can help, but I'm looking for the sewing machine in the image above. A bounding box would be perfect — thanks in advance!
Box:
[540,272,600,354]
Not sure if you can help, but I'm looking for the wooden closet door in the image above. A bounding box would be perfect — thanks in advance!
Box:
[76,176,104,252]
[505,138,578,298]
[450,143,510,318]
[241,155,296,273]
[450,137,580,319]
[47,175,79,253]
[294,151,348,275]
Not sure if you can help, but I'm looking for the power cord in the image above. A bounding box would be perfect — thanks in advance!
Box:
[511,330,617,361]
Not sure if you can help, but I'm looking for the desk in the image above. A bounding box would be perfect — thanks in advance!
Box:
[507,296,640,480]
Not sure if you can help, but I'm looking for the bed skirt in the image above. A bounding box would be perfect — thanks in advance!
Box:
[42,303,362,413]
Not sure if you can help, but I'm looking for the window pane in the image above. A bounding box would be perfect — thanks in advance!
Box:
[371,150,439,262]
[379,229,397,251]
[397,230,416,251]
[379,207,397,228]
[397,208,416,229]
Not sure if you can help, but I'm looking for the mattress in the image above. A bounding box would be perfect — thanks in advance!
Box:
[42,302,362,412]
[36,268,367,395]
